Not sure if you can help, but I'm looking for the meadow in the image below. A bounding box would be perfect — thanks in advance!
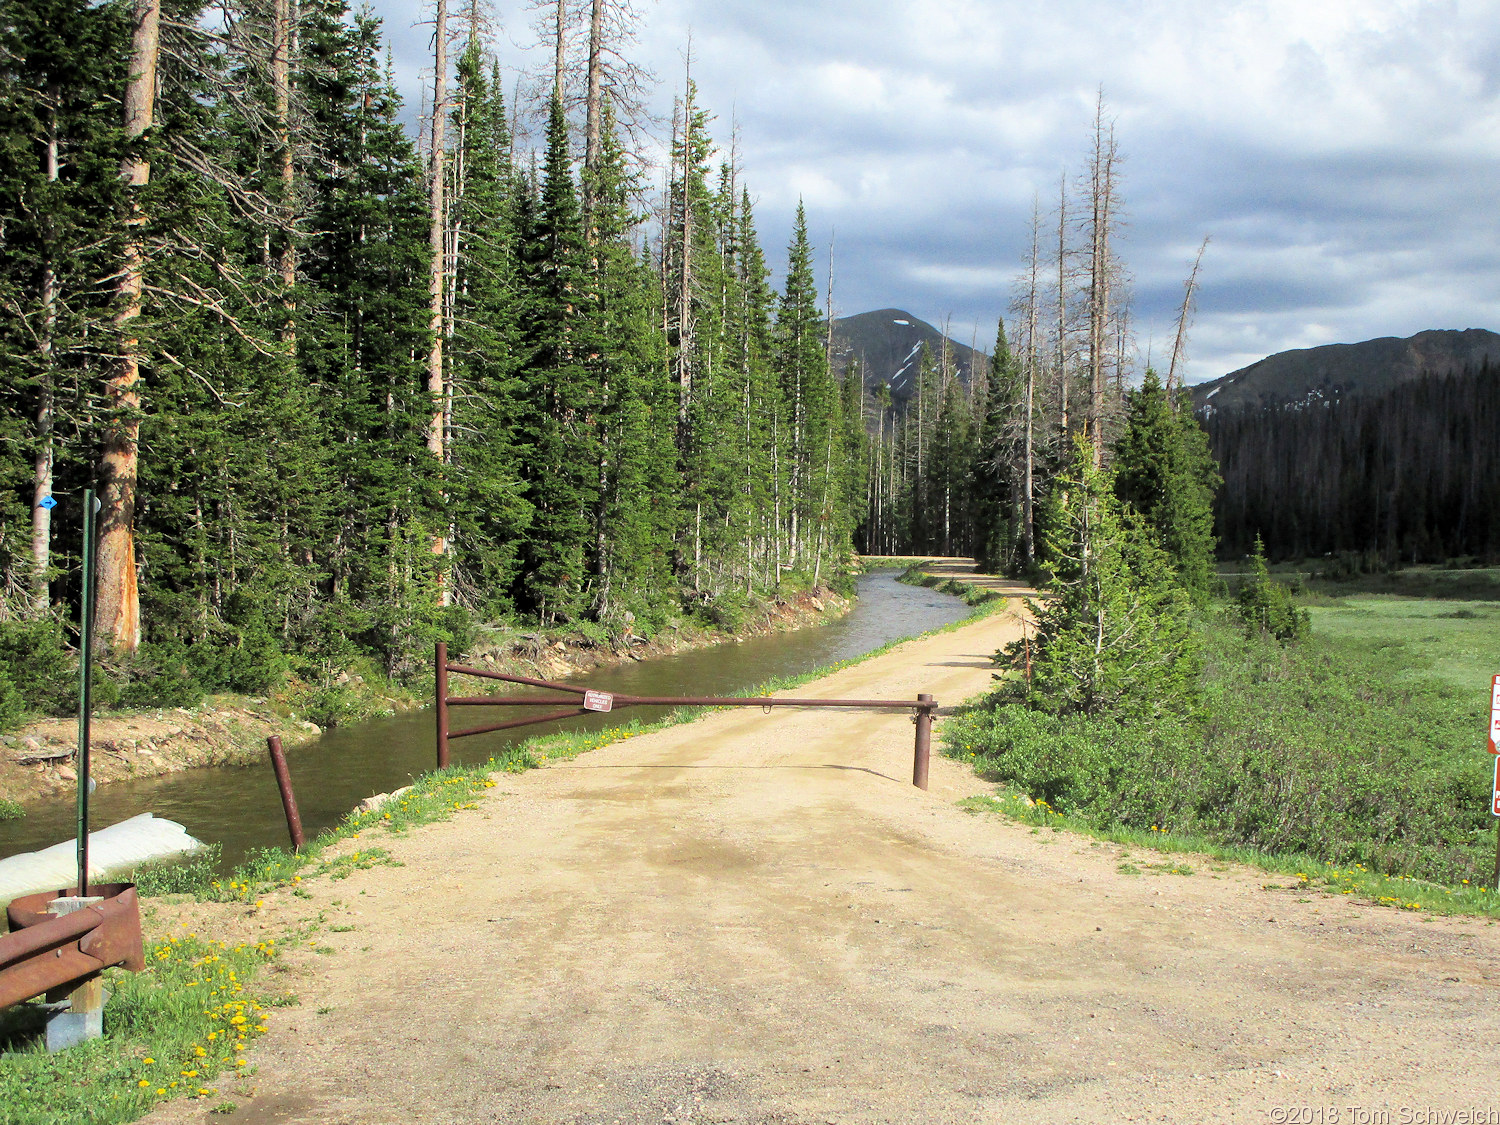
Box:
[946,581,1499,902]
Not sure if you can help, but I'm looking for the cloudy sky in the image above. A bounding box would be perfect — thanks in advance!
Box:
[370,0,1500,383]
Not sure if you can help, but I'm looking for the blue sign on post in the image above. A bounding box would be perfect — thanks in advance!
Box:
[38,495,56,510]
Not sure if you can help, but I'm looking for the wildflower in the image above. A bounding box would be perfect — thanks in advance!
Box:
[137,1080,150,1088]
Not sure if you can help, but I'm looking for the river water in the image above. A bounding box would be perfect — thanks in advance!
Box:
[0,570,974,869]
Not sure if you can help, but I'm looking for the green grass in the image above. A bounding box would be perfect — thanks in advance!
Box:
[0,932,281,1124]
[958,791,1500,917]
[1264,561,1500,602]
[0,797,23,821]
[1306,596,1499,694]
[897,564,1012,609]
[945,606,1499,910]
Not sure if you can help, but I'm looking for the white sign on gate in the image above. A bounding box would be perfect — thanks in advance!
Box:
[582,690,614,713]
[1492,756,1500,819]
[1490,674,1500,754]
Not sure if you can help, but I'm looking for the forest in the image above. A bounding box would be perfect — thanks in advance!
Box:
[0,0,878,698]
[1203,358,1500,564]
[0,0,1201,716]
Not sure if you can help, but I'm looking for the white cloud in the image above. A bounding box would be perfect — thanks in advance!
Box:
[368,0,1500,382]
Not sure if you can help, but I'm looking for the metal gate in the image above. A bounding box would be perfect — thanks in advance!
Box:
[434,643,939,789]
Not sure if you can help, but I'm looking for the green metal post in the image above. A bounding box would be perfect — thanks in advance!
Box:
[76,489,97,897]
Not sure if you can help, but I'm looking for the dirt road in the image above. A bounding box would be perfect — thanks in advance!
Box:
[149,569,1500,1125]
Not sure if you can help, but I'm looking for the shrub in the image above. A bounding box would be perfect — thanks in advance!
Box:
[0,617,75,717]
[1235,538,1309,642]
[952,621,1491,884]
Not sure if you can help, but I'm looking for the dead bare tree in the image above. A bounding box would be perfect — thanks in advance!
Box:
[271,0,295,343]
[1052,169,1072,447]
[523,0,655,173]
[1018,197,1043,562]
[27,86,62,615]
[1167,236,1210,399]
[1083,89,1122,467]
[426,0,451,603]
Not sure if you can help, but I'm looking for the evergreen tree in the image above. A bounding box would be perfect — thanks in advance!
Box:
[973,318,1027,571]
[0,0,125,613]
[516,95,596,625]
[1234,536,1309,642]
[447,44,530,621]
[578,99,677,622]
[1113,370,1220,598]
[1002,438,1199,719]
[774,203,833,576]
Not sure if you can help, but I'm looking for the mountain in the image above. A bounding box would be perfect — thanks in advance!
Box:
[831,309,986,407]
[1191,328,1500,413]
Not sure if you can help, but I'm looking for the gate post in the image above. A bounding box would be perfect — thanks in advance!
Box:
[265,736,306,850]
[435,641,450,770]
[912,693,934,790]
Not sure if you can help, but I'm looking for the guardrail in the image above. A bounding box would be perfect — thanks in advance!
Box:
[1,882,145,1047]
[435,643,940,789]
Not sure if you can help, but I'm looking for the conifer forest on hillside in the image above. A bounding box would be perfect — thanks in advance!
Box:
[0,0,1208,713]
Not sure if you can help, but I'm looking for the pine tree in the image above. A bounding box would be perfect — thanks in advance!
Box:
[1113,370,1220,598]
[0,0,126,614]
[516,95,596,625]
[774,203,829,575]
[973,318,1027,571]
[1234,535,1309,642]
[446,43,530,621]
[298,7,435,651]
[1003,437,1199,719]
[578,98,677,622]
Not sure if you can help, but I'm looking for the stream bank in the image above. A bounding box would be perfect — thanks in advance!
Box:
[0,585,851,812]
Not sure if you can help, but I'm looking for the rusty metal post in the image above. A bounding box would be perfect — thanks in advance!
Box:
[265,736,305,850]
[1493,818,1499,894]
[912,693,934,790]
[435,641,450,769]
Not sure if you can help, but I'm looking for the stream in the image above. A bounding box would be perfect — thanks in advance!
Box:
[0,570,975,869]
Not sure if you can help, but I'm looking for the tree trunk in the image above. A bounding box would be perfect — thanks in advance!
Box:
[1167,236,1209,400]
[30,95,60,614]
[553,0,566,102]
[676,85,694,435]
[97,0,161,653]
[584,0,603,177]
[1055,170,1069,444]
[1084,91,1118,467]
[427,0,449,603]
[1024,202,1040,565]
[273,0,296,344]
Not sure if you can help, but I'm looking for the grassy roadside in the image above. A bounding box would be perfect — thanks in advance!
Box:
[0,566,1007,1123]
[956,792,1500,919]
[944,595,1500,919]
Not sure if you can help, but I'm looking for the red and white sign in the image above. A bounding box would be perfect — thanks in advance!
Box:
[1490,674,1500,754]
[1492,757,1500,818]
[582,690,614,713]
